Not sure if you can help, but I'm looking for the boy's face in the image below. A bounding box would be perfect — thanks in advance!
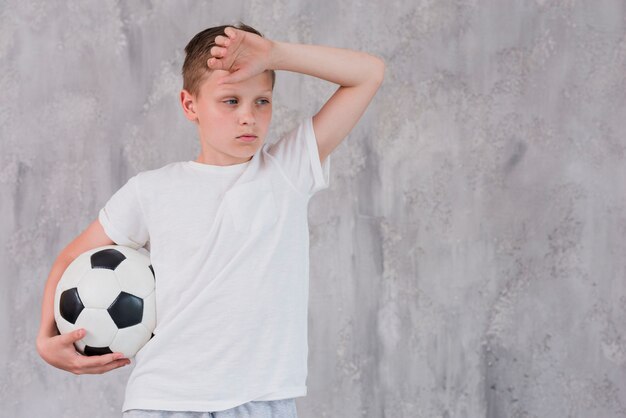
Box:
[181,69,273,166]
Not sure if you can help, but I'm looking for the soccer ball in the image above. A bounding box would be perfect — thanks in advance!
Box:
[54,245,156,358]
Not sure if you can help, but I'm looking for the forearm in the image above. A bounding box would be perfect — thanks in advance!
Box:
[269,40,385,87]
[37,254,74,343]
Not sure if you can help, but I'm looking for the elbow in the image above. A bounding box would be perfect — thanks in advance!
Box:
[371,55,386,85]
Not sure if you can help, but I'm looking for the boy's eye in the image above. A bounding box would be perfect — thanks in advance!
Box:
[222,99,271,105]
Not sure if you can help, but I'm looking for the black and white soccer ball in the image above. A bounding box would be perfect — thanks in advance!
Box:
[54,245,156,358]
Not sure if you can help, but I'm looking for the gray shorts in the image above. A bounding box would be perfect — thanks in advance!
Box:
[123,398,298,418]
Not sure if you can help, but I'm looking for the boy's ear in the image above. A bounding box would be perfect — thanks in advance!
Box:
[180,89,198,123]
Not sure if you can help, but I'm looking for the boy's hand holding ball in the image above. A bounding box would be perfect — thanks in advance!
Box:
[37,329,130,375]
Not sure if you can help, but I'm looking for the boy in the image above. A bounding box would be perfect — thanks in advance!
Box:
[36,23,384,417]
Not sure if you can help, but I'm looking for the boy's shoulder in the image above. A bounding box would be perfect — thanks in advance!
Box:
[135,161,185,179]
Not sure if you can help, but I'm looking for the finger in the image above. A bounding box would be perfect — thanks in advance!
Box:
[215,35,230,46]
[225,27,237,39]
[210,46,226,58]
[62,328,85,344]
[78,359,131,375]
[217,70,249,86]
[78,351,127,368]
[207,57,225,70]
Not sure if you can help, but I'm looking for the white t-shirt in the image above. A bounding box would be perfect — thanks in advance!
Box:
[98,116,330,413]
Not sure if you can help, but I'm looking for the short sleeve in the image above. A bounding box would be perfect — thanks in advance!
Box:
[98,175,149,250]
[265,116,330,197]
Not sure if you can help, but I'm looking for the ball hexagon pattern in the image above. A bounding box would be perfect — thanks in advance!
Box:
[54,245,156,358]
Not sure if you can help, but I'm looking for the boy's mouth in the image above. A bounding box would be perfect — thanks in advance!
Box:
[237,135,258,143]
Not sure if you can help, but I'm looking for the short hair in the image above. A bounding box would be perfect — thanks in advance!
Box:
[182,22,276,98]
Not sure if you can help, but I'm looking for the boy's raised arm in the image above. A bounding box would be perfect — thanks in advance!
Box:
[207,27,385,165]
[268,40,385,164]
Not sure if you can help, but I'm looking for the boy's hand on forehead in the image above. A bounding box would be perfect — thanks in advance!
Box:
[207,26,274,85]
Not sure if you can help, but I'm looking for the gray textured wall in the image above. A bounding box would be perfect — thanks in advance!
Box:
[1,1,625,417]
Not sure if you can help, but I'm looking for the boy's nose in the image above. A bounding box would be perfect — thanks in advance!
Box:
[238,109,255,125]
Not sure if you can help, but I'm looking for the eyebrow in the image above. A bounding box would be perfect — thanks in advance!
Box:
[217,89,273,95]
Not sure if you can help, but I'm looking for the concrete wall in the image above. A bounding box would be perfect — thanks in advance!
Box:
[1,0,625,417]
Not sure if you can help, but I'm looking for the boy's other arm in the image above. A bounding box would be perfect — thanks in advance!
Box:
[36,219,131,374]
[269,41,385,165]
